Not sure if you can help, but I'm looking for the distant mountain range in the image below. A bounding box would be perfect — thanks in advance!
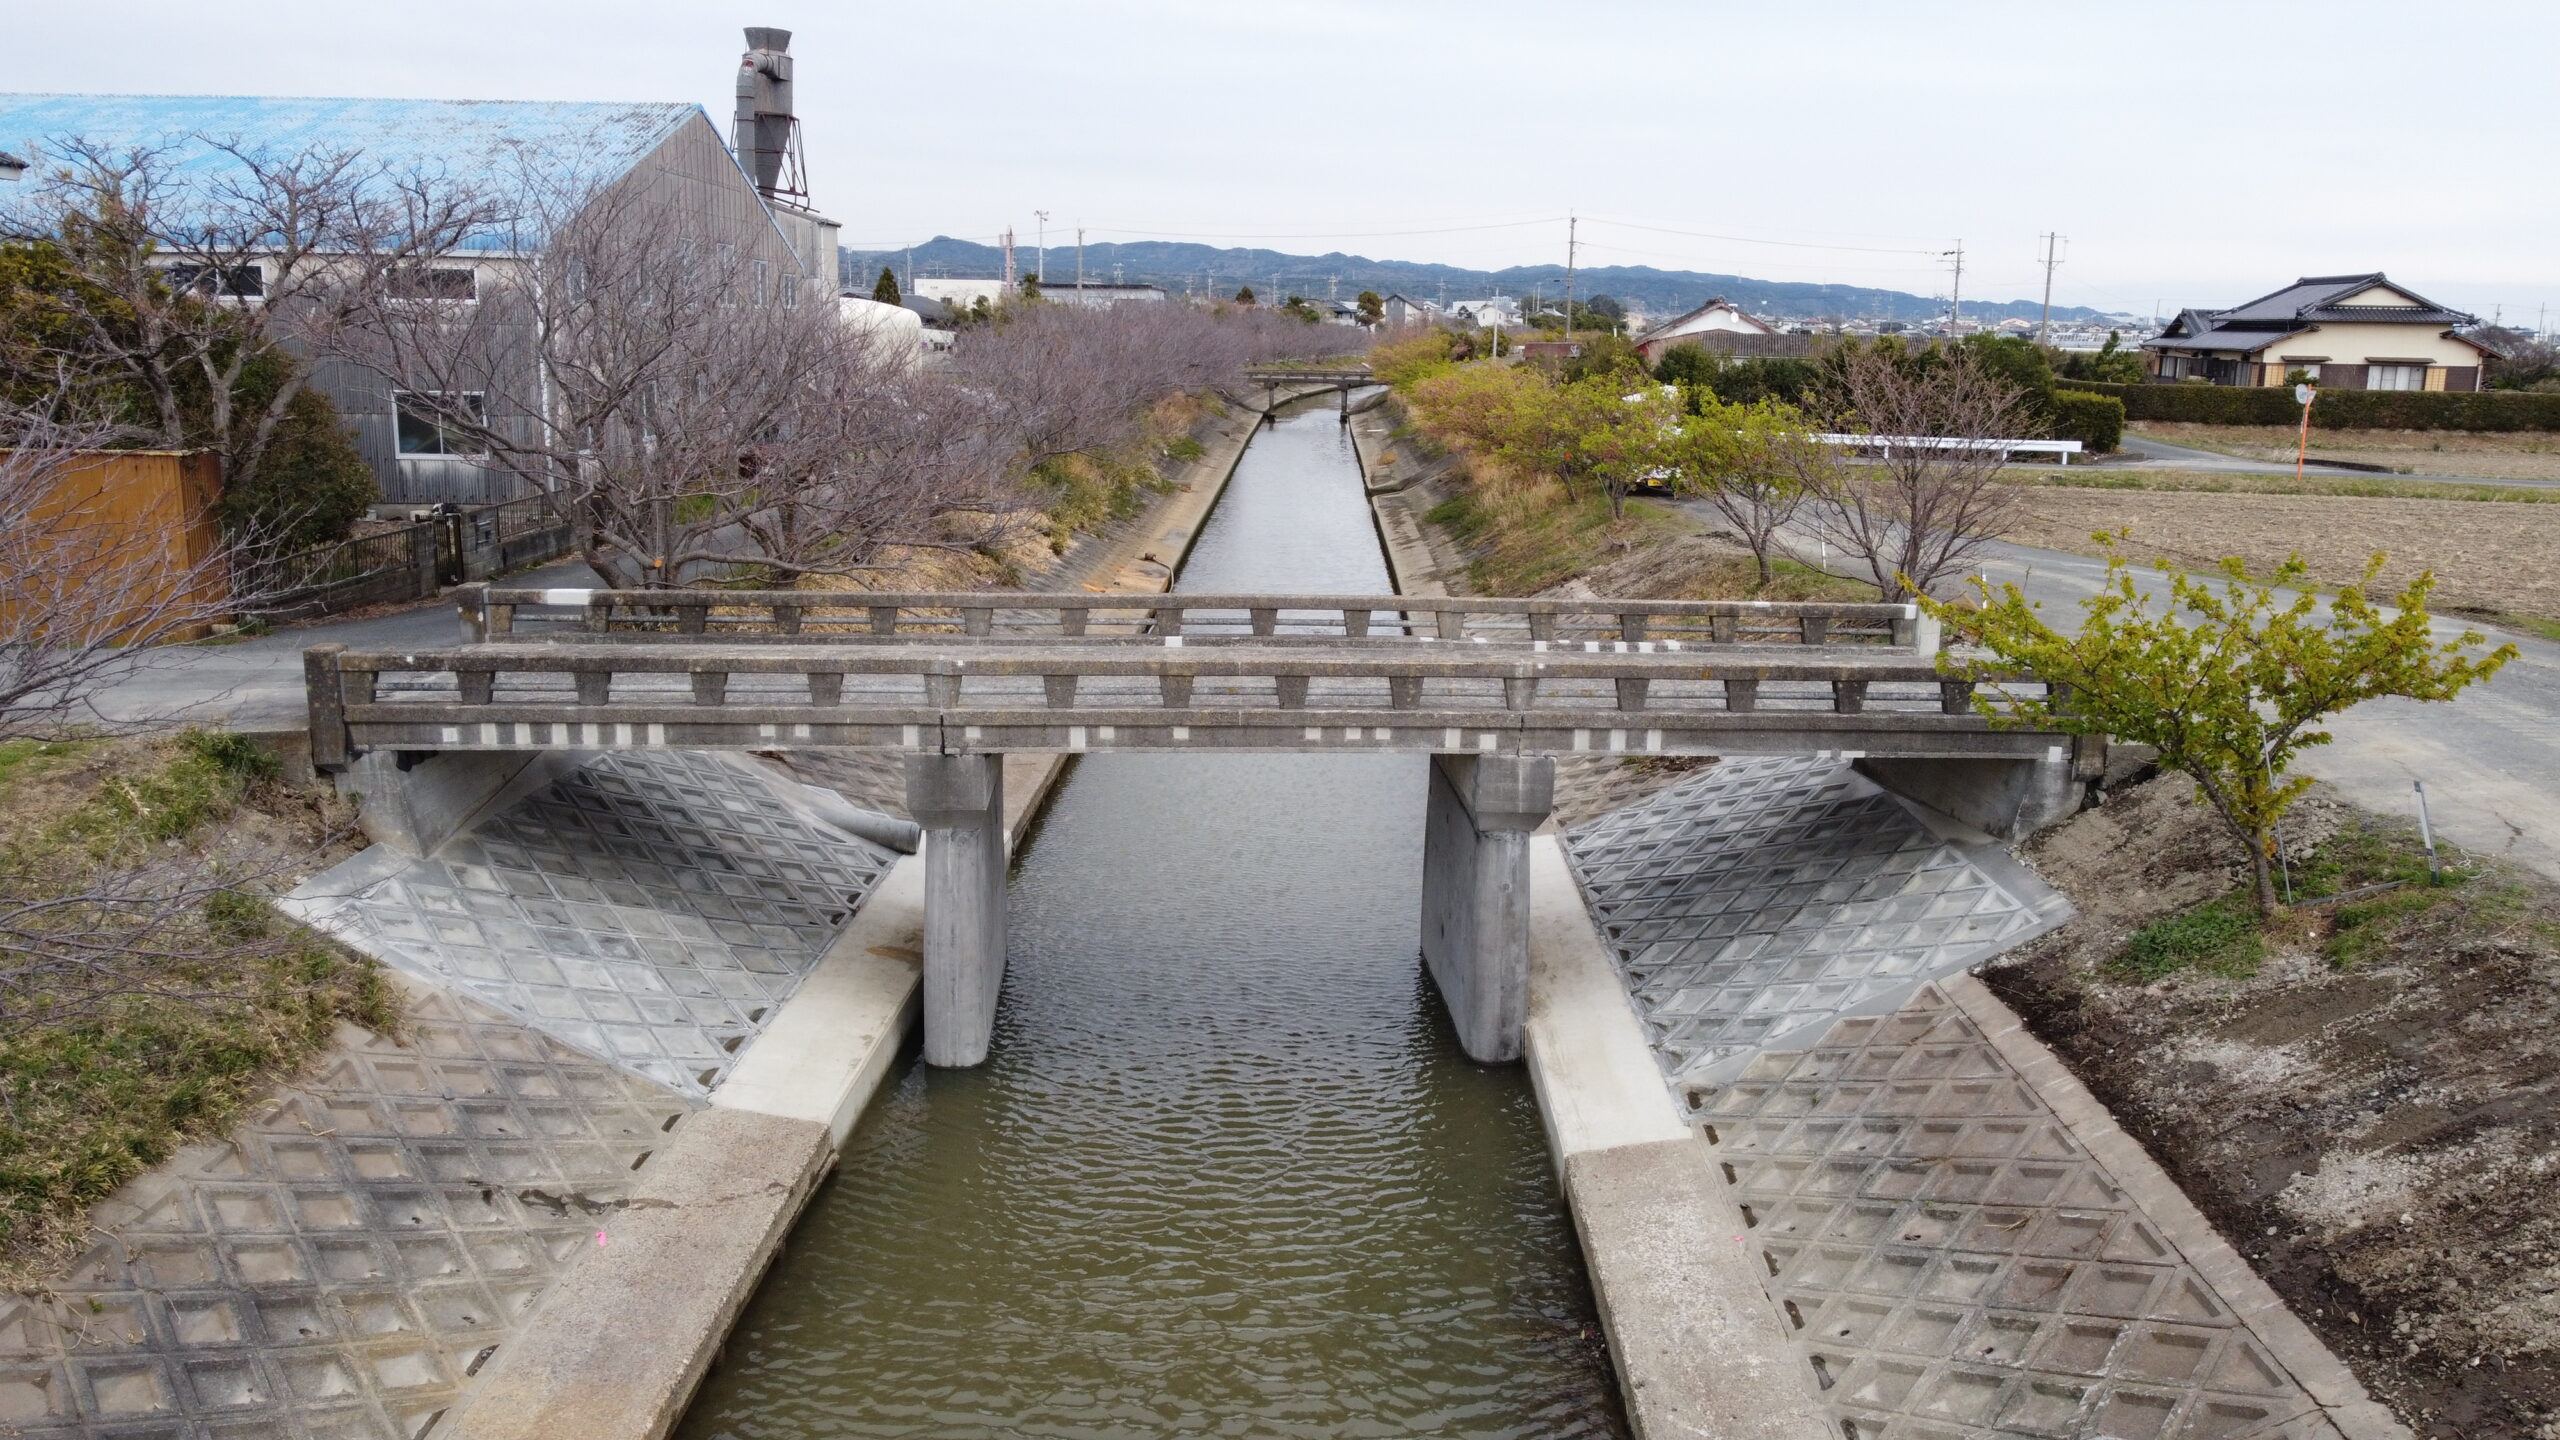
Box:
[839,236,2130,327]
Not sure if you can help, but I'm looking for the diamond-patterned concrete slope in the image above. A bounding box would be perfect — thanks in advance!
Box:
[0,984,694,1440]
[1695,987,2341,1440]
[288,751,896,1096]
[1564,756,2068,1088]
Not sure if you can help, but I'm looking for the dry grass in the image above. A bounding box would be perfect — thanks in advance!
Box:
[0,735,390,1282]
[2004,466,2560,504]
[2130,420,2560,482]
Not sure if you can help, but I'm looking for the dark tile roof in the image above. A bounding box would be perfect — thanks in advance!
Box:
[2144,273,2478,351]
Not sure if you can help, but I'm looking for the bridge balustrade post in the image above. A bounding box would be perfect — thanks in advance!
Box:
[905,753,1009,1068]
[1420,753,1554,1064]
[306,644,349,771]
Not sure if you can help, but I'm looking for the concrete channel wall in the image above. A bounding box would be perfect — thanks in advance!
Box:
[1351,395,1836,1435]
[440,386,1313,1439]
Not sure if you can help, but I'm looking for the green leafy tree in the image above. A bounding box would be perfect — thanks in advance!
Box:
[1560,331,1647,384]
[871,266,902,305]
[1369,327,1457,392]
[1018,273,1042,301]
[1922,544,2515,912]
[1234,285,1256,305]
[1675,395,1816,586]
[1355,290,1384,327]
[1281,295,1321,324]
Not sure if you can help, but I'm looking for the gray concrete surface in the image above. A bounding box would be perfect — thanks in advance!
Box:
[439,1107,832,1440]
[1420,753,1553,1063]
[286,750,901,1097]
[904,752,1009,1068]
[335,749,572,857]
[1693,982,2403,1440]
[86,557,601,734]
[0,978,694,1440]
[1858,750,2091,842]
[1564,756,2070,1088]
[1524,835,1838,1439]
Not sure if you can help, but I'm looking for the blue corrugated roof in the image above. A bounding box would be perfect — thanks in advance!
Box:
[0,93,702,249]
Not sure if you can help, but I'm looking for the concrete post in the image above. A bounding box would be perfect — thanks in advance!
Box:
[1421,753,1554,1064]
[904,753,1008,1067]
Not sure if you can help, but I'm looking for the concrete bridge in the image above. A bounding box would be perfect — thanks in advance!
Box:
[304,585,2096,1070]
[1243,365,1378,412]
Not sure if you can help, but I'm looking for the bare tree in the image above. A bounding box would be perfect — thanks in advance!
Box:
[338,170,1033,587]
[1796,344,2033,601]
[7,138,500,489]
[0,405,259,738]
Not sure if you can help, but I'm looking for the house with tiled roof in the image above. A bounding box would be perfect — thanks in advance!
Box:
[2142,273,2491,391]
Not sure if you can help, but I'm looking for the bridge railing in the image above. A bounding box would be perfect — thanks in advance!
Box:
[307,638,2051,765]
[463,587,1935,651]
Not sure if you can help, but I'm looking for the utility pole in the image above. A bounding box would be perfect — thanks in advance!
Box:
[1001,227,1015,287]
[2035,233,2065,344]
[1942,240,1964,335]
[904,247,913,293]
[1564,212,1578,342]
[1034,210,1049,284]
[1075,226,1085,293]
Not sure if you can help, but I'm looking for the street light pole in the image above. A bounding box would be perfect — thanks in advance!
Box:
[1035,210,1048,284]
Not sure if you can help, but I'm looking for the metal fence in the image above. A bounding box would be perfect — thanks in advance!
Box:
[244,493,576,623]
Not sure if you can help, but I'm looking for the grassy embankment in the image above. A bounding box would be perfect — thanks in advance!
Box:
[0,734,392,1282]
[1401,422,1871,601]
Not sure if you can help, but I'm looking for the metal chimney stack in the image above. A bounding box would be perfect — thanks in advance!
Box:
[733,26,807,203]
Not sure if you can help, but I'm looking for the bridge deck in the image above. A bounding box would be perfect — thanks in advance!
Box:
[308,637,2061,766]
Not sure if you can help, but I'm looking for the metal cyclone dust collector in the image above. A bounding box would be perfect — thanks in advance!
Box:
[734,26,809,204]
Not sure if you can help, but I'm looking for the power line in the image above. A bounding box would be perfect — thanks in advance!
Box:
[1581,214,1947,257]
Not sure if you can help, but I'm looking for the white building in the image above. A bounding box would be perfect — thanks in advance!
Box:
[1633,298,1777,365]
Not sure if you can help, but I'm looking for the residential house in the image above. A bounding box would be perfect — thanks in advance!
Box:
[0,29,842,507]
[1378,293,1436,328]
[1447,296,1521,330]
[2142,273,2490,390]
[1632,298,1778,366]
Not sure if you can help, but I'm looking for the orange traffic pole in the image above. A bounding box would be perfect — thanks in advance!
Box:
[2294,383,2316,479]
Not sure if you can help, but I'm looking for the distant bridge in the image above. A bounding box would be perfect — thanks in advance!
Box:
[1243,365,1380,412]
[305,586,2093,1068]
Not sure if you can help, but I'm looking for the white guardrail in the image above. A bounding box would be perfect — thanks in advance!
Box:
[1811,433,2083,465]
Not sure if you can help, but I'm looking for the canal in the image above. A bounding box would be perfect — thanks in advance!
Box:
[677,402,1627,1438]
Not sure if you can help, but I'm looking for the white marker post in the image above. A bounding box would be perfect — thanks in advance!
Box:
[2293,381,2317,479]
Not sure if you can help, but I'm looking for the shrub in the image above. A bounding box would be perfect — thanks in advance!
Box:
[2062,380,2560,432]
[2049,389,2124,452]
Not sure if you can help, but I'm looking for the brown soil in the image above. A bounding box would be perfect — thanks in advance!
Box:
[2132,422,2560,482]
[2001,485,2560,620]
[1985,774,2560,1439]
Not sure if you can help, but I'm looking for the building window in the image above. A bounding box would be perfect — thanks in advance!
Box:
[161,262,263,298]
[386,266,476,301]
[2368,364,2426,391]
[395,391,487,456]
[754,260,773,307]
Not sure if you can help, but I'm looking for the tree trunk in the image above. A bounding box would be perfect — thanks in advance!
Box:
[2249,831,2282,914]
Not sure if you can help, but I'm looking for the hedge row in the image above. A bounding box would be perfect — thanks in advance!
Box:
[2048,389,2124,453]
[2060,380,2560,432]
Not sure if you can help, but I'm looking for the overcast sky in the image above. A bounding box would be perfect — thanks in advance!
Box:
[10,0,2554,322]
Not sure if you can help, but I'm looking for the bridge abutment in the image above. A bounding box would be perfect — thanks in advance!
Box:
[906,754,1009,1067]
[1422,753,1555,1064]
[1857,746,2097,841]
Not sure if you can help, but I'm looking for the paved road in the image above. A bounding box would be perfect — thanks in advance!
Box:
[85,556,599,734]
[2114,429,2555,489]
[1954,535,2560,878]
[1714,497,2560,881]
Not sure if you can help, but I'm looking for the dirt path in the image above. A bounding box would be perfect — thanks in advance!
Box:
[2132,422,2560,482]
[2003,486,2560,619]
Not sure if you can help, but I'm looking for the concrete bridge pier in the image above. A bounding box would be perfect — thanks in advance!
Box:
[1421,753,1555,1064]
[905,754,1009,1067]
[1858,743,2099,841]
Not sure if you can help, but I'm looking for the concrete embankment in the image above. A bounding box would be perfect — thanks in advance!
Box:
[443,384,1320,1440]
[1349,392,1836,1436]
